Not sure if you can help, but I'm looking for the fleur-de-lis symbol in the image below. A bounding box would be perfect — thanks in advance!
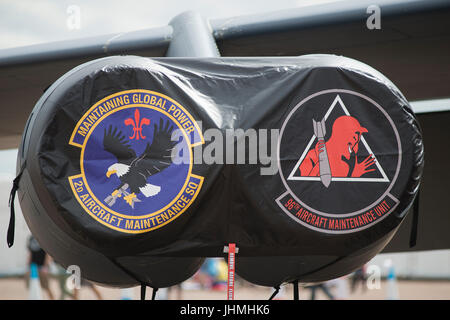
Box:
[124,109,150,140]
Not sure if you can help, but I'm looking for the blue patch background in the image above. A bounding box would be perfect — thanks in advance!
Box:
[82,106,190,217]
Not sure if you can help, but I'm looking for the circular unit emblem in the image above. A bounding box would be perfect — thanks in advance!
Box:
[68,89,204,233]
[277,89,402,234]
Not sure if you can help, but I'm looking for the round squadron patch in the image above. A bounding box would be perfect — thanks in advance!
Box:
[276,89,403,233]
[68,89,204,233]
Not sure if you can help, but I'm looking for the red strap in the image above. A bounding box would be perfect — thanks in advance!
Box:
[227,243,236,300]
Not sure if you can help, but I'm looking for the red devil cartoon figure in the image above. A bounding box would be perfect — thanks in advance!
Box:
[299,115,376,186]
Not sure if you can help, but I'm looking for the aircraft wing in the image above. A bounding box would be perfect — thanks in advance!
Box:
[0,0,449,253]
[0,26,172,149]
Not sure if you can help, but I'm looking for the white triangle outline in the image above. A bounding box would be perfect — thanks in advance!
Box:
[287,95,390,183]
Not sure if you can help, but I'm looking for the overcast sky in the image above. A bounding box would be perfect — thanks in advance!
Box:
[0,0,342,50]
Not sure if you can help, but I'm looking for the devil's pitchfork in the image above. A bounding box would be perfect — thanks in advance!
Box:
[124,109,150,140]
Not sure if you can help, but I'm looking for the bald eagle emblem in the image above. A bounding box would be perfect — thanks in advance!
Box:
[103,119,179,208]
[68,90,204,233]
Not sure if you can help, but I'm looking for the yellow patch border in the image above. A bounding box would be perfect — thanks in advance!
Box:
[69,174,204,234]
[68,89,204,233]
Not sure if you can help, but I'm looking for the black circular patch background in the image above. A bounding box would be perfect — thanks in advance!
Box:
[279,90,400,216]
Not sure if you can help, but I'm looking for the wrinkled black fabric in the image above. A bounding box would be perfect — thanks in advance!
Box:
[17,55,424,286]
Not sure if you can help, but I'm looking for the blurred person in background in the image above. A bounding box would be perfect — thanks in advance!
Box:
[25,235,55,300]
[193,258,216,289]
[53,263,75,300]
[307,282,335,300]
[212,259,228,290]
[351,265,368,293]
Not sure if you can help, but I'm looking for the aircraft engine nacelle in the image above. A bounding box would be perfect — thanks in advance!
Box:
[15,55,423,288]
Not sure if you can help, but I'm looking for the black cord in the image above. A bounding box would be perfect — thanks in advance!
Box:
[7,161,26,248]
[409,190,420,248]
[140,284,146,301]
[292,281,299,300]
[151,287,159,300]
[108,257,160,301]
[268,286,280,300]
